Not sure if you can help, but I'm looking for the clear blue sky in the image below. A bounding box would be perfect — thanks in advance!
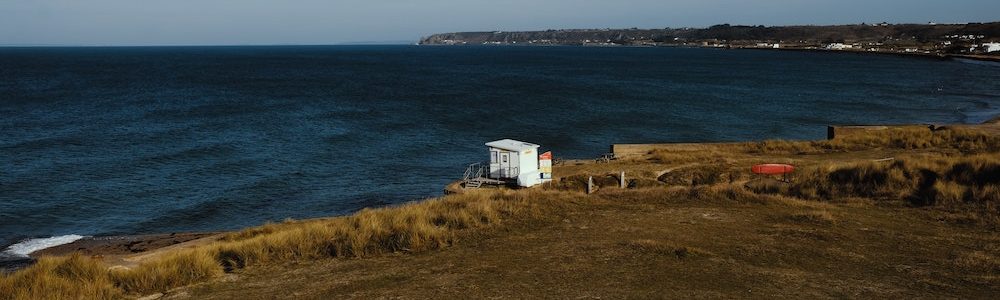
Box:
[2,0,998,46]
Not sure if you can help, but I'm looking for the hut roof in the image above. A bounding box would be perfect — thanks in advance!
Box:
[486,139,539,152]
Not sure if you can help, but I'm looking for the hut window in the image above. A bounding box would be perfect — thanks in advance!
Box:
[491,152,497,163]
[502,155,507,163]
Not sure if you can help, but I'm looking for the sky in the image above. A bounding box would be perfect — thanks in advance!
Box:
[1,0,999,46]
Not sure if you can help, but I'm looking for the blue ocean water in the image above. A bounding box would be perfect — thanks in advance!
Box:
[2,45,999,248]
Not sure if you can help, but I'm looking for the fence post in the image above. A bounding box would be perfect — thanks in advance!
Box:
[620,171,626,188]
[587,176,594,194]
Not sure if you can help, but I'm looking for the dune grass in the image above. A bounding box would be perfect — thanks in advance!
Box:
[646,126,999,162]
[748,154,1000,223]
[0,190,575,299]
[739,126,1000,154]
[109,251,223,295]
[0,254,122,300]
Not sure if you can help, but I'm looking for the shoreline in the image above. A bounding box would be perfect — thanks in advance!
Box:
[1,232,218,274]
[741,46,1000,63]
[420,43,1000,63]
[4,116,998,275]
[30,232,219,257]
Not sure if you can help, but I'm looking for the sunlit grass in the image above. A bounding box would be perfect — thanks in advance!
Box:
[0,190,574,299]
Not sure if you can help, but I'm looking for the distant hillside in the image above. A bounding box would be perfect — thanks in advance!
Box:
[419,22,1000,55]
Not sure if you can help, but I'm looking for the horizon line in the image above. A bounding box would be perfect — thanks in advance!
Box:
[0,41,418,48]
[3,20,997,48]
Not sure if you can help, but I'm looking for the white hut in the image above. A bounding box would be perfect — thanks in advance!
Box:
[486,139,541,187]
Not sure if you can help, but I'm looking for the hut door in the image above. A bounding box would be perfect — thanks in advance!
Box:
[489,150,500,178]
[499,152,511,177]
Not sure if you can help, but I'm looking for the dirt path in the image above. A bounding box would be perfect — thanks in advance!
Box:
[655,162,699,177]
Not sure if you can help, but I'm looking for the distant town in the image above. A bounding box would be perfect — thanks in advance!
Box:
[420,22,1000,58]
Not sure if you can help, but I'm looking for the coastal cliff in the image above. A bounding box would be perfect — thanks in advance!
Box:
[420,22,1000,56]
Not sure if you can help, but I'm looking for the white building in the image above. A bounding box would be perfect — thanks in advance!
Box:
[825,43,854,50]
[486,139,541,187]
[984,42,1000,53]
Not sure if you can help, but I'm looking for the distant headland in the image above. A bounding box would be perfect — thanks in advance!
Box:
[420,22,1000,59]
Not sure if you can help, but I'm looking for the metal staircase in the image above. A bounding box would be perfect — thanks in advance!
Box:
[462,162,504,189]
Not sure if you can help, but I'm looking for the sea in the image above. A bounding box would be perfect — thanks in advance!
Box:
[2,45,1000,260]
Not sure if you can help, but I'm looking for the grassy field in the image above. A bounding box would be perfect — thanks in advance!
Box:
[182,188,1000,298]
[2,124,999,299]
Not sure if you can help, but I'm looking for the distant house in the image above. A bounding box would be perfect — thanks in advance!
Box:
[753,43,780,49]
[984,42,1000,53]
[825,43,854,50]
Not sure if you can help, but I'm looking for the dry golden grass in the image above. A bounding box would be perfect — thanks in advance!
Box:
[955,250,1000,273]
[618,239,709,258]
[181,179,1000,298]
[786,210,837,225]
[748,154,1000,223]
[658,164,738,186]
[737,126,1000,155]
[0,254,121,300]
[175,124,998,298]
[110,250,223,294]
[649,149,732,165]
[630,127,998,193]
[0,190,577,299]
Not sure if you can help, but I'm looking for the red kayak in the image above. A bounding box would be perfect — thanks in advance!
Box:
[751,164,795,175]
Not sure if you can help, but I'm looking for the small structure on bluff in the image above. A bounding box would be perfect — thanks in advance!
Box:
[486,139,550,187]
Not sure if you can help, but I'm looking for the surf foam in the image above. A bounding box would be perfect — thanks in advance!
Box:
[1,235,86,257]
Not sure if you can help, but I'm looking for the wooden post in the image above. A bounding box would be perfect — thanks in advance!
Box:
[587,176,594,194]
[620,171,626,188]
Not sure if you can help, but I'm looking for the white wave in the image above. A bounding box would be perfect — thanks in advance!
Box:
[1,235,86,257]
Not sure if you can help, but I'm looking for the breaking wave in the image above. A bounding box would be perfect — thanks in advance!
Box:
[1,235,86,258]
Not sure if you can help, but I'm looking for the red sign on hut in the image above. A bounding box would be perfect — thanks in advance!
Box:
[539,151,552,183]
